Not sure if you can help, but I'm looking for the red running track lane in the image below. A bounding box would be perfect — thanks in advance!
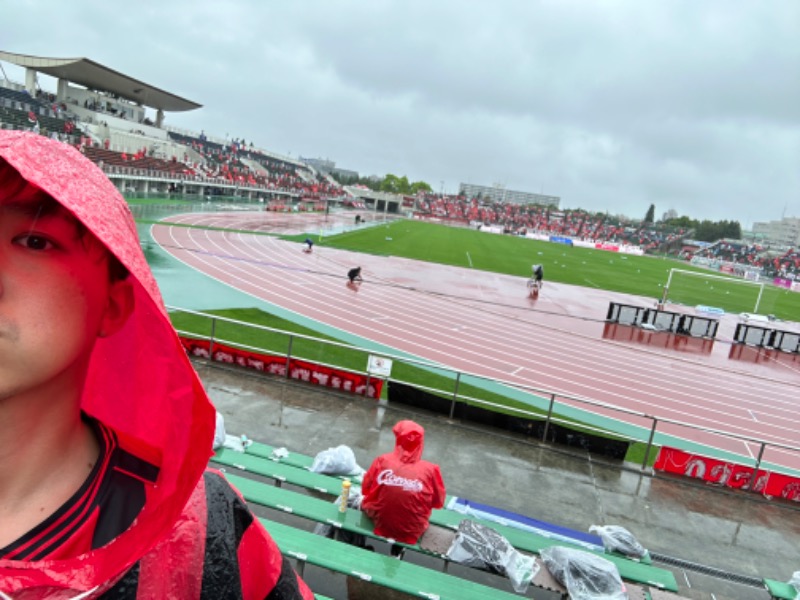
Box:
[152,214,800,472]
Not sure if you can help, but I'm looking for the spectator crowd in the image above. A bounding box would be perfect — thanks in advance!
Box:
[414,194,687,252]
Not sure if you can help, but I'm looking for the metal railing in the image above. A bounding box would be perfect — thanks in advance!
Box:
[168,307,800,480]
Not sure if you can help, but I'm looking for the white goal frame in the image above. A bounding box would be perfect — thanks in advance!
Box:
[661,268,765,313]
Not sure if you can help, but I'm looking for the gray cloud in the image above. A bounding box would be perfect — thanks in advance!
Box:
[3,0,797,225]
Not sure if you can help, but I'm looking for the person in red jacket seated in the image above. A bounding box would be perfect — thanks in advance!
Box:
[361,420,446,545]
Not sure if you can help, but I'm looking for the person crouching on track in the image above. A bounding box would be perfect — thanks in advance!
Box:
[348,266,363,283]
[303,237,313,253]
[532,263,544,287]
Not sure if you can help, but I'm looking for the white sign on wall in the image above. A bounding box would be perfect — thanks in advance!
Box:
[367,355,393,377]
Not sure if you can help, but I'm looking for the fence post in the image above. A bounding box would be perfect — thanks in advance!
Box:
[748,442,766,491]
[542,393,556,442]
[449,373,461,420]
[642,418,658,471]
[208,317,217,360]
[285,335,294,379]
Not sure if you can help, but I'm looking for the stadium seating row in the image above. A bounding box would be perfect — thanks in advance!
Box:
[210,446,679,592]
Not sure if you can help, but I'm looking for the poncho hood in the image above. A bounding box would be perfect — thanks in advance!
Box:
[0,131,215,594]
[393,420,425,464]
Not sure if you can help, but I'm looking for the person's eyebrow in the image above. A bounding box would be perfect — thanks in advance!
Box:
[1,198,61,220]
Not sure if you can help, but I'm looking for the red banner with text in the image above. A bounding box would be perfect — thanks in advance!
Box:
[654,446,800,501]
[180,337,383,399]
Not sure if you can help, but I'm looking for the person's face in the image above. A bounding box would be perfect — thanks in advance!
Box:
[0,188,132,402]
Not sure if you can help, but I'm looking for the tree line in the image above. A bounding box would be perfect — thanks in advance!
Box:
[664,216,742,242]
[331,172,432,195]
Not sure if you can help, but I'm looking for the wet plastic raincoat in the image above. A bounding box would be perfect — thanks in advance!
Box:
[361,420,446,544]
[0,131,314,599]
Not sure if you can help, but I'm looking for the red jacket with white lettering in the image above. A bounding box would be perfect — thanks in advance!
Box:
[361,421,446,544]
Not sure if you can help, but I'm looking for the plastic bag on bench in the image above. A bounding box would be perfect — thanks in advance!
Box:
[540,546,627,600]
[310,445,364,477]
[589,524,648,560]
[788,570,800,599]
[213,411,226,450]
[445,519,538,594]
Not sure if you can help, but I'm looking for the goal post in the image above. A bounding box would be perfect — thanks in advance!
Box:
[661,268,765,314]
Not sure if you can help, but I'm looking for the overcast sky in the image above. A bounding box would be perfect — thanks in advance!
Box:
[3,1,798,226]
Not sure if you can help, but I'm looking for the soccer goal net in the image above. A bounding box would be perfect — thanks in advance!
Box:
[661,268,765,314]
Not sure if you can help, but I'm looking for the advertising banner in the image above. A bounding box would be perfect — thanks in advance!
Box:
[180,337,383,399]
[654,446,800,500]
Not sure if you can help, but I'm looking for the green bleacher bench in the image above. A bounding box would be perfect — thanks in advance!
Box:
[241,443,650,564]
[764,578,798,600]
[213,447,343,494]
[227,472,427,554]
[260,518,527,600]
[229,473,656,599]
[246,440,318,470]
[213,449,678,593]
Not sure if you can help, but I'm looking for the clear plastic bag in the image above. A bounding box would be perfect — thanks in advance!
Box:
[588,524,648,559]
[789,570,800,599]
[310,445,363,476]
[540,546,628,600]
[212,411,226,450]
[445,519,539,594]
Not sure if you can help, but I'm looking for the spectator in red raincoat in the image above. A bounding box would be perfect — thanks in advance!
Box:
[361,420,446,544]
[0,131,314,599]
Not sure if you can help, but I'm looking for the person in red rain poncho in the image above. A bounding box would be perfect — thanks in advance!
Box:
[361,420,446,544]
[0,131,315,599]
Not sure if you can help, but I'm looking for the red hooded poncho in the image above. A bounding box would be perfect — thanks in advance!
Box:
[0,131,313,599]
[361,420,446,544]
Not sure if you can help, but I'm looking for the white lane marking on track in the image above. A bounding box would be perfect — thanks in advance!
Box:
[748,409,759,422]
[511,366,524,375]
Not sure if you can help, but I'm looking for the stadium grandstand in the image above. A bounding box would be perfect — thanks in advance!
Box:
[687,238,800,281]
[0,51,345,208]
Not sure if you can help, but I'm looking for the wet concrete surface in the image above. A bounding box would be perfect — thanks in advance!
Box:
[198,360,800,600]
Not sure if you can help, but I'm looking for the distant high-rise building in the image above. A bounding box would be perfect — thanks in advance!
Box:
[458,182,559,207]
[752,216,800,247]
[300,157,336,173]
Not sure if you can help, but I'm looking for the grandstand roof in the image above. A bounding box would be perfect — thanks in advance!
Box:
[0,51,201,112]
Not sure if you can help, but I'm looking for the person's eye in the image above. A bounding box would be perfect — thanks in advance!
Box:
[13,234,56,251]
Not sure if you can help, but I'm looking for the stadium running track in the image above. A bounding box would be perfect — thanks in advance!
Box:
[151,211,800,474]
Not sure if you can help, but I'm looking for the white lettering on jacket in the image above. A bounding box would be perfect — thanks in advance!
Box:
[376,469,423,493]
